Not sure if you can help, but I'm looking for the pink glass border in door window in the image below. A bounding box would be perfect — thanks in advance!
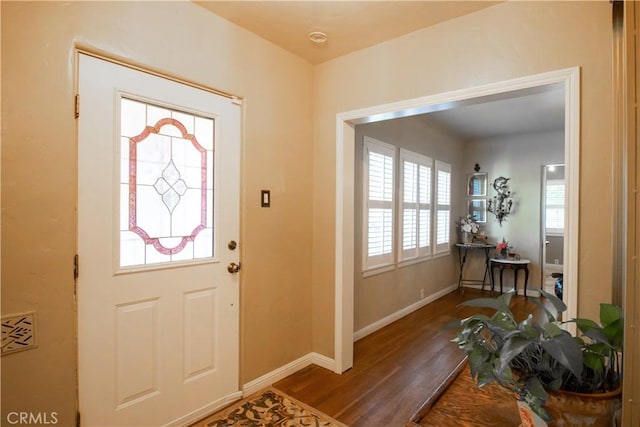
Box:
[128,117,207,256]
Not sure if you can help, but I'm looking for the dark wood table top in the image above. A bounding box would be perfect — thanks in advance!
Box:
[408,358,521,426]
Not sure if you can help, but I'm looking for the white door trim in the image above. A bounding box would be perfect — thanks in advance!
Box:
[75,47,240,101]
[334,67,580,373]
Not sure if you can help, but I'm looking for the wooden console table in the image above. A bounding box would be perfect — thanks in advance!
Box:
[489,258,531,297]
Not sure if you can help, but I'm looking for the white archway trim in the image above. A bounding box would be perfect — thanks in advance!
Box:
[334,67,580,372]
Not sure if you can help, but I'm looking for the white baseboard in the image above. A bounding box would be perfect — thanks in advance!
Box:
[242,352,336,396]
[353,283,457,342]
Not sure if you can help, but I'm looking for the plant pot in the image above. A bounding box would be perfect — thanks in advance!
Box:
[459,231,473,243]
[545,388,622,427]
[517,400,548,427]
[516,388,622,427]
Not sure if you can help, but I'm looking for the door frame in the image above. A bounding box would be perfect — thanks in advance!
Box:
[334,67,580,373]
[74,47,244,424]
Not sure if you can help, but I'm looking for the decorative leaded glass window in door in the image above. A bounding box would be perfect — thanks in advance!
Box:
[119,97,215,267]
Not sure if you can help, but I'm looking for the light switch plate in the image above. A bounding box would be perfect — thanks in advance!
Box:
[261,190,270,207]
[1,312,37,355]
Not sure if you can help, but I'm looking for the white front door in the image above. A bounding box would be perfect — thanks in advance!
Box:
[77,53,241,426]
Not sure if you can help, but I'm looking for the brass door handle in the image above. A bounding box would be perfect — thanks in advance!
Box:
[227,262,241,274]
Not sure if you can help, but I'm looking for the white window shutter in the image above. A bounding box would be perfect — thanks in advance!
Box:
[434,161,451,254]
[363,137,395,271]
[399,149,432,262]
[418,161,432,257]
[362,139,449,273]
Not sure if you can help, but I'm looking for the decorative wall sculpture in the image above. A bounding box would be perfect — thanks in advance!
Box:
[487,176,513,226]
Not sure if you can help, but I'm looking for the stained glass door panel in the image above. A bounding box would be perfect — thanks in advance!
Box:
[120,98,215,268]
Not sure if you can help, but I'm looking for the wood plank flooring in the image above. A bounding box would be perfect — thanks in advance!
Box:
[274,288,537,427]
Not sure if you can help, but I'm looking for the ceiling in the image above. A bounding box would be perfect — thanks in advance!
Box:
[423,85,566,140]
[194,1,501,65]
[195,1,564,140]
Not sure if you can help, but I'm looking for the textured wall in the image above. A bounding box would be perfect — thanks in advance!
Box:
[1,1,313,423]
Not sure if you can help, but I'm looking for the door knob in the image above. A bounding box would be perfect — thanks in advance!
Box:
[227,262,241,274]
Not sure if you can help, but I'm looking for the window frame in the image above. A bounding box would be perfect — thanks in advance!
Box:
[360,138,451,276]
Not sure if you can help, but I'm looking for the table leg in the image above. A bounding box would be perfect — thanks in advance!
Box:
[513,269,518,294]
[457,247,467,294]
[481,249,490,292]
[499,266,504,294]
[489,264,495,293]
[524,266,529,299]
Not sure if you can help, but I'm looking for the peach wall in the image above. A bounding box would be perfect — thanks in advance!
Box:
[1,1,313,424]
[312,1,613,357]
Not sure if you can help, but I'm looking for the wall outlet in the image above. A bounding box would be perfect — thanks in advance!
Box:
[1,312,37,355]
[420,289,425,299]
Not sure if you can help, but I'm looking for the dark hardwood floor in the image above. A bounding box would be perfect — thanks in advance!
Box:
[274,288,537,427]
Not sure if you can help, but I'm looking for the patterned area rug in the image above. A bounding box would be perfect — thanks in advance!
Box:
[199,387,347,427]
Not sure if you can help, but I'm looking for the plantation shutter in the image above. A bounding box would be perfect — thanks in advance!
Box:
[399,149,432,262]
[363,137,395,271]
[434,160,451,255]
[418,162,432,257]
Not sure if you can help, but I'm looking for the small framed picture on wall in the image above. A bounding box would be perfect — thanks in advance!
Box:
[467,173,487,197]
[467,199,487,223]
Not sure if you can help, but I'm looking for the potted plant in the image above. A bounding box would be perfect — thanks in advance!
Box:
[458,215,480,243]
[449,289,622,426]
[496,238,511,258]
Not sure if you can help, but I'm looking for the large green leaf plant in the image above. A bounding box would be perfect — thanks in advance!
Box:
[450,289,623,422]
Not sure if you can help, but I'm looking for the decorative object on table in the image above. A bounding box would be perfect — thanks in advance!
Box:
[496,238,511,258]
[458,215,480,243]
[449,289,623,426]
[487,176,513,226]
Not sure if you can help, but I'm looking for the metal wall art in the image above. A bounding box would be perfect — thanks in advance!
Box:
[487,176,513,226]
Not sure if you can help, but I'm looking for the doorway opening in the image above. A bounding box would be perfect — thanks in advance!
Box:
[334,67,580,373]
[541,164,566,297]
